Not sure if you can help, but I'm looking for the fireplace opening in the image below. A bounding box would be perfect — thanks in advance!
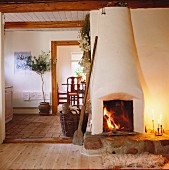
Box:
[103,100,133,132]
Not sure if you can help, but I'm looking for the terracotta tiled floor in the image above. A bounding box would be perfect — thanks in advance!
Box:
[5,114,68,141]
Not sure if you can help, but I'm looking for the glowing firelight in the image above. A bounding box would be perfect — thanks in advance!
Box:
[104,107,120,130]
[107,116,114,129]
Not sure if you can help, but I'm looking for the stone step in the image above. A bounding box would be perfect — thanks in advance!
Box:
[83,131,169,155]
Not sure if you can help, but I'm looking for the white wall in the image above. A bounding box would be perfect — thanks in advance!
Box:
[57,46,81,92]
[4,30,80,110]
[90,7,144,134]
[131,8,169,130]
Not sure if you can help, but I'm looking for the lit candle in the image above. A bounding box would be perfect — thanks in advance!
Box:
[160,113,162,125]
[152,110,155,121]
[152,110,155,133]
[158,119,160,128]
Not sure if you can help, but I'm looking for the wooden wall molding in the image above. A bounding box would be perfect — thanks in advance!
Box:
[5,21,83,29]
[51,40,79,115]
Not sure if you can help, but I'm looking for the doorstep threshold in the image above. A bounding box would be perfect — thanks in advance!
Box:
[3,137,72,144]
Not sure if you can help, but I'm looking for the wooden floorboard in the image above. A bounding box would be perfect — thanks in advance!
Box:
[0,143,169,169]
[78,153,90,169]
[52,144,71,169]
[21,144,45,169]
[64,144,80,169]
[0,144,27,169]
[11,144,35,169]
[33,144,53,169]
[0,143,104,169]
[42,144,62,169]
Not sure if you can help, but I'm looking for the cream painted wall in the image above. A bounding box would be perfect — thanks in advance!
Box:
[4,30,80,110]
[131,8,169,130]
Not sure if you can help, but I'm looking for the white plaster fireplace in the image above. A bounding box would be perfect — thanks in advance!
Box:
[90,7,145,134]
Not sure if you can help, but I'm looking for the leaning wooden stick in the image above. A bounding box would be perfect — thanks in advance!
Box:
[73,36,98,145]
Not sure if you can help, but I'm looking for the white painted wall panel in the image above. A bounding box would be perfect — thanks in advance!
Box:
[4,30,80,109]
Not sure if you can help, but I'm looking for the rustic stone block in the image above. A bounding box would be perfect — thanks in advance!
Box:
[126,148,138,154]
[160,140,169,146]
[84,137,102,150]
[110,139,126,148]
[144,140,155,153]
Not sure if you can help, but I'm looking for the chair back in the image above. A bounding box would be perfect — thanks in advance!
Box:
[67,76,82,93]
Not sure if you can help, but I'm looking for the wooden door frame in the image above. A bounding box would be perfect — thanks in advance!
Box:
[51,40,79,115]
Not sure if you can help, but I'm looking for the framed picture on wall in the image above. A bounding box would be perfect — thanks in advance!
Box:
[14,51,31,74]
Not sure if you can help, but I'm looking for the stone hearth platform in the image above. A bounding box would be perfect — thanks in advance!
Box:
[82,131,169,155]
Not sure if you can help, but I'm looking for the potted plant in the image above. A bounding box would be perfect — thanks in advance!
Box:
[18,50,51,115]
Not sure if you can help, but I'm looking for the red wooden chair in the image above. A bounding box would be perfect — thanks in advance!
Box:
[67,76,82,107]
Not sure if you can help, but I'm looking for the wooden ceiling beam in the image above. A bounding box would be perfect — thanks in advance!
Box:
[0,1,113,13]
[0,1,168,13]
[127,0,169,8]
[4,21,83,29]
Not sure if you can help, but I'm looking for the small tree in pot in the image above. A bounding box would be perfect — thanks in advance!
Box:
[18,51,51,115]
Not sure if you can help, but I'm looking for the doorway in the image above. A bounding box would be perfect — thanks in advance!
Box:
[51,41,80,115]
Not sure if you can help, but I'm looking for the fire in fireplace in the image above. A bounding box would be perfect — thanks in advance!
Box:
[103,100,133,132]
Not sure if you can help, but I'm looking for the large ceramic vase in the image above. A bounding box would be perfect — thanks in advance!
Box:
[39,102,50,115]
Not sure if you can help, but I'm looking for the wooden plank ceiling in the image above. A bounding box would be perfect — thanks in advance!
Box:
[2,0,169,30]
[4,11,88,30]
